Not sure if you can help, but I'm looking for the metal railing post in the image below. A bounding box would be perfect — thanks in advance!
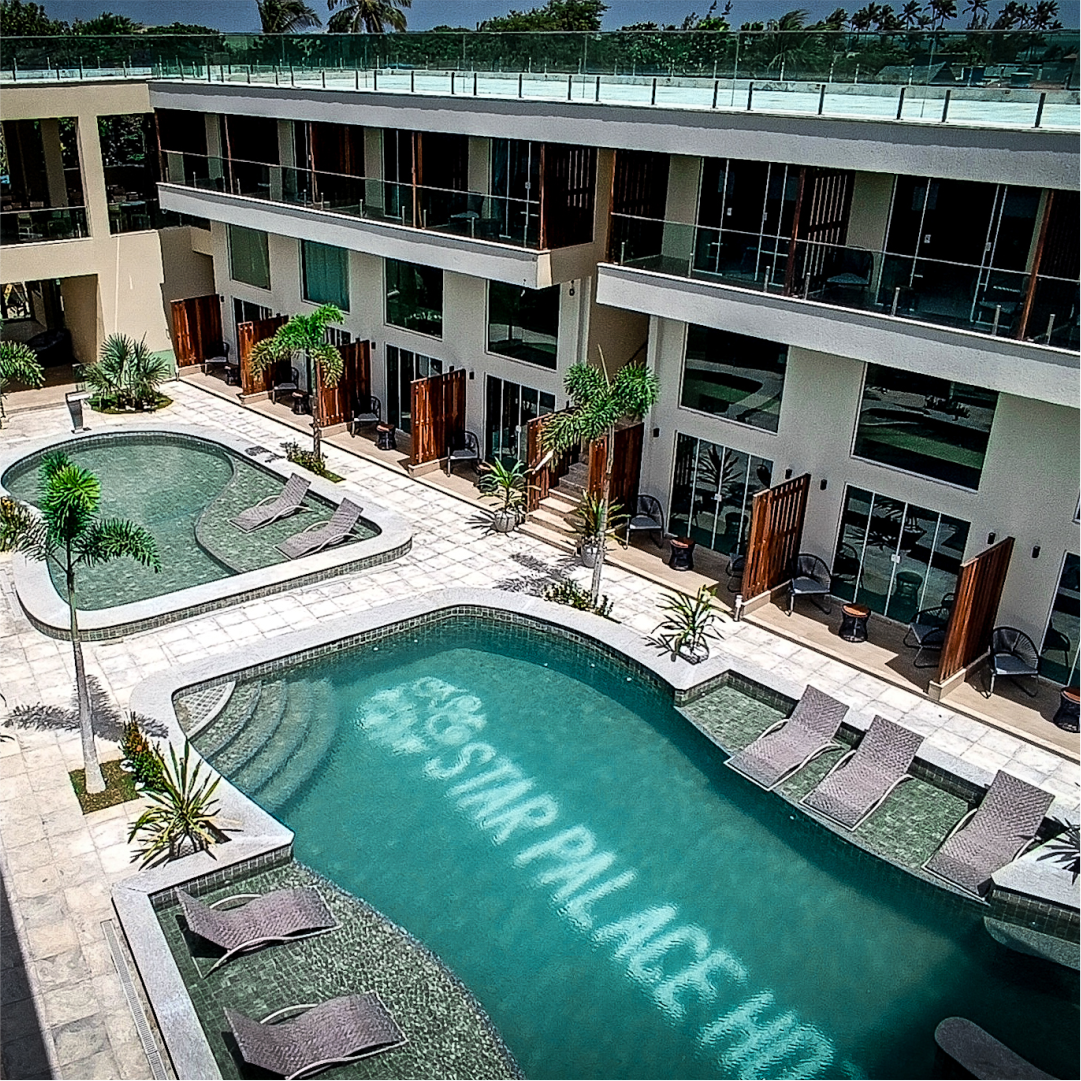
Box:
[890,286,901,316]
[355,68,359,90]
[817,84,826,115]
[595,75,600,101]
[474,71,478,95]
[374,67,379,91]
[991,304,1002,335]
[247,66,251,85]
[746,81,754,110]
[567,73,572,100]
[1034,91,1046,128]
[322,69,326,88]
[651,76,657,105]
[518,72,523,97]
[290,64,294,86]
[712,79,719,108]
[1045,313,1056,342]
[896,85,906,120]
[450,70,454,93]
[940,88,951,122]
[411,70,415,93]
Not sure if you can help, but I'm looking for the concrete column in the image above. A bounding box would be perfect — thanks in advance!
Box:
[662,155,701,266]
[75,112,109,239]
[363,128,383,212]
[592,147,615,266]
[847,171,895,297]
[39,117,69,207]
[206,114,224,186]
[272,119,293,201]
[467,136,490,194]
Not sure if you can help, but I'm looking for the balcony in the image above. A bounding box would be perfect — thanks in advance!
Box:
[0,205,89,245]
[158,151,599,288]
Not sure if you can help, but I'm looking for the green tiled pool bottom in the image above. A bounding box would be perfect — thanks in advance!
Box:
[156,861,520,1080]
[680,683,970,874]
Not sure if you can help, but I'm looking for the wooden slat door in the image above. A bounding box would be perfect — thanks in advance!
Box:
[170,295,222,367]
[785,168,854,296]
[410,368,467,466]
[237,315,286,396]
[314,341,370,429]
[442,368,466,453]
[410,375,436,466]
[525,412,573,512]
[586,422,644,517]
[540,143,597,249]
[937,537,1015,683]
[742,474,811,600]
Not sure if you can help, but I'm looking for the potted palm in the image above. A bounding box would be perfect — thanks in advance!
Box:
[655,585,723,664]
[0,326,45,425]
[479,457,528,533]
[572,493,627,569]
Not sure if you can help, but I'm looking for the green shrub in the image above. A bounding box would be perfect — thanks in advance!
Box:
[283,440,333,478]
[120,716,165,791]
[544,579,614,619]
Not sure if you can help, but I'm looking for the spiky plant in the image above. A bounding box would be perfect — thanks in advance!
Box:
[655,585,723,660]
[0,454,160,792]
[478,457,528,523]
[542,351,659,605]
[248,304,344,459]
[82,333,170,411]
[128,743,223,867]
[1037,821,1080,882]
[0,327,45,424]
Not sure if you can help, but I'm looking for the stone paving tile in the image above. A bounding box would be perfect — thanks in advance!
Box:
[0,383,1077,1079]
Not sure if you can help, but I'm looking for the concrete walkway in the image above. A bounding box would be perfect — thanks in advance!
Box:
[1,380,1077,1080]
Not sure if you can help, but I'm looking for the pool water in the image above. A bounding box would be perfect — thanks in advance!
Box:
[3,434,370,609]
[194,619,1078,1080]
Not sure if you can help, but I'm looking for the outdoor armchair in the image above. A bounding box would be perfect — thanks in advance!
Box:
[987,627,1041,698]
[350,396,381,436]
[624,495,665,548]
[787,553,832,616]
[903,605,952,669]
[446,431,481,476]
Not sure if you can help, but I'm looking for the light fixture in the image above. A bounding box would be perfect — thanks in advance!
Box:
[784,468,793,480]
[652,427,659,438]
[469,370,475,380]
[569,282,575,296]
[819,478,828,490]
[1032,545,1041,559]
[987,531,996,544]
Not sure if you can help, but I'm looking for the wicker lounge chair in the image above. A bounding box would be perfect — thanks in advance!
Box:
[725,685,849,790]
[924,770,1054,896]
[177,888,336,974]
[802,716,924,829]
[227,992,406,1080]
[276,499,363,560]
[232,474,311,533]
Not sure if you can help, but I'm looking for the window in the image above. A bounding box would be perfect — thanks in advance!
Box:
[232,297,271,337]
[385,345,442,433]
[485,376,555,462]
[681,325,787,433]
[854,366,997,490]
[385,259,442,337]
[302,240,349,310]
[1,282,31,321]
[831,486,970,624]
[668,433,773,556]
[1041,553,1079,686]
[99,114,160,234]
[228,225,270,290]
[487,282,559,369]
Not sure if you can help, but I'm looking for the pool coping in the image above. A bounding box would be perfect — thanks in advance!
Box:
[117,588,1080,1080]
[0,424,413,641]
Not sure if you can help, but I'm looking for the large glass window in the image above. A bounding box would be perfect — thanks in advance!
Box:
[668,433,773,556]
[385,259,442,337]
[228,225,270,290]
[487,282,559,369]
[854,366,997,490]
[1041,553,1079,686]
[233,297,272,337]
[831,486,970,624]
[681,325,787,433]
[385,345,442,433]
[484,376,556,463]
[301,240,349,310]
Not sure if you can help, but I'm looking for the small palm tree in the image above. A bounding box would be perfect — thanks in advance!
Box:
[0,330,45,425]
[542,351,659,606]
[0,453,160,793]
[258,0,321,33]
[248,304,344,459]
[82,333,171,411]
[327,0,411,33]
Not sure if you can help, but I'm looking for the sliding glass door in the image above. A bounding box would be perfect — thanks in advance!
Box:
[385,345,441,433]
[1041,553,1079,686]
[484,376,555,463]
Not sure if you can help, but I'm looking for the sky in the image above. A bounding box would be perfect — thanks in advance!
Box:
[39,0,1081,31]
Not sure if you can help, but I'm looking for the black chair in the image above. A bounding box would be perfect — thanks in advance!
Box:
[272,367,299,405]
[726,551,745,594]
[350,396,381,436]
[203,341,230,375]
[903,605,952,668]
[987,627,1041,698]
[788,553,832,616]
[1042,625,1071,668]
[624,495,665,548]
[446,431,480,476]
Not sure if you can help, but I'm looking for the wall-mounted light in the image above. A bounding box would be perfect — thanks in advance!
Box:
[469,370,475,380]
[784,468,793,480]
[569,283,575,297]
[1032,545,1041,559]
[987,531,996,545]
[819,478,828,491]
[369,341,376,350]
[652,427,660,438]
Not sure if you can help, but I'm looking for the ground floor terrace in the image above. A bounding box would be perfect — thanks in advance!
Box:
[0,377,1077,1080]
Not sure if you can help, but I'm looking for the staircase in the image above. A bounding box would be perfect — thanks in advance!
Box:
[192,677,340,814]
[519,460,590,554]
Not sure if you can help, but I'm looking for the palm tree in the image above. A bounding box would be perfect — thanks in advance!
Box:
[927,0,958,28]
[326,0,411,33]
[0,453,160,793]
[82,333,171,411]
[899,1,925,28]
[258,0,321,33]
[541,352,659,606]
[963,0,990,28]
[248,304,344,459]
[0,332,44,426]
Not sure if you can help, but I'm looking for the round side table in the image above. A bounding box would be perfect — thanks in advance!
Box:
[668,537,696,571]
[839,603,871,643]
[1052,687,1079,732]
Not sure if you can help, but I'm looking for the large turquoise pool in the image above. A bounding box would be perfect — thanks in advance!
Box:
[192,617,1078,1080]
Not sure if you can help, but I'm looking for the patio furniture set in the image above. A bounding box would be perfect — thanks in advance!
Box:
[231,478,363,559]
[725,685,1055,897]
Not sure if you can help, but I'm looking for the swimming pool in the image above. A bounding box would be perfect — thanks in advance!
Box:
[190,614,1078,1081]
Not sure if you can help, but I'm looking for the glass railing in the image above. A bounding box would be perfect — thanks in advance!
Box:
[163,152,544,249]
[608,213,1079,351]
[3,31,1077,132]
[0,205,88,244]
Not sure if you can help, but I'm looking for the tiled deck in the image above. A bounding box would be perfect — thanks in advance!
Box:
[0,377,1077,1079]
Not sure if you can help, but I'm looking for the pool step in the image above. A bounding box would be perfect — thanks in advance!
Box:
[193,682,263,763]
[213,681,289,779]
[229,681,315,794]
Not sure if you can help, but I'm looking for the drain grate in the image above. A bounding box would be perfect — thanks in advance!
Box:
[102,918,170,1080]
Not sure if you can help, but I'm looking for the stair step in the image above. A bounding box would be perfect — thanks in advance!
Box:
[212,682,289,778]
[532,506,576,533]
[194,683,263,763]
[519,520,578,554]
[540,490,579,513]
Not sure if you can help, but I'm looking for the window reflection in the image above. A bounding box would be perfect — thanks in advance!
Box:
[1041,553,1079,686]
[485,376,555,463]
[386,345,441,433]
[385,259,443,338]
[854,365,997,490]
[681,325,787,433]
[669,433,772,556]
[487,282,559,369]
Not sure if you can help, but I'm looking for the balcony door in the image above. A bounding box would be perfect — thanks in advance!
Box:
[484,376,555,463]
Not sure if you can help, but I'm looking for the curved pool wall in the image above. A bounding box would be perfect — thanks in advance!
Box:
[0,424,412,640]
[122,589,1077,1081]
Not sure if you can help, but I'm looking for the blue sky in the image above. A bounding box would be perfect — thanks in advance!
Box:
[40,0,1081,31]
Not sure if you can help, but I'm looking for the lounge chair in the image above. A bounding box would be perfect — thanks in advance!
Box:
[725,685,849,790]
[177,887,336,974]
[227,992,406,1080]
[801,715,924,829]
[924,770,1054,896]
[276,499,363,560]
[232,474,311,533]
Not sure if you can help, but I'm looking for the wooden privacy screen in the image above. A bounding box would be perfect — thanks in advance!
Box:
[742,474,811,600]
[587,422,644,515]
[236,315,287,395]
[540,144,597,249]
[410,368,466,467]
[937,537,1015,683]
[785,167,854,296]
[314,341,371,429]
[170,295,222,367]
[525,413,572,512]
